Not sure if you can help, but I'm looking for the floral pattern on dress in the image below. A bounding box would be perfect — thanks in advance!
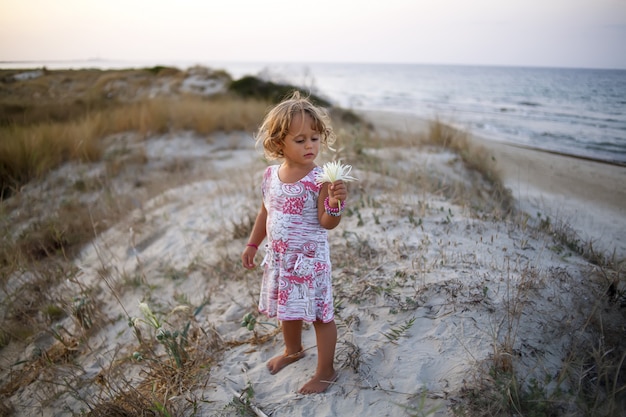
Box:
[258,165,334,323]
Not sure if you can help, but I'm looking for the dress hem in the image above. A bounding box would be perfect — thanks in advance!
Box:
[259,310,335,324]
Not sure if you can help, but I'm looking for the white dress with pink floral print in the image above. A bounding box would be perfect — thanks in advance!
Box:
[258,165,334,323]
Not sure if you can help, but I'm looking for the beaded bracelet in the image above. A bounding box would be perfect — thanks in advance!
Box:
[324,196,344,217]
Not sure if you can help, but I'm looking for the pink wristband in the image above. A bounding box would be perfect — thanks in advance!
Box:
[324,196,344,216]
[246,243,258,250]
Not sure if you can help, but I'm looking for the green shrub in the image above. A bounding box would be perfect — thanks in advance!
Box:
[228,75,331,107]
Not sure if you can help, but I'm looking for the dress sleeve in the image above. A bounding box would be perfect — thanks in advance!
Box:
[312,166,323,193]
[261,166,273,198]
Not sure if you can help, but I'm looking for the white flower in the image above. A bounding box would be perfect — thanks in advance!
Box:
[138,301,160,329]
[315,160,358,185]
[315,160,358,210]
[138,302,152,318]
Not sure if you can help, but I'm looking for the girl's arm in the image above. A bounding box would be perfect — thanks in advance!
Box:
[318,180,348,230]
[242,202,267,269]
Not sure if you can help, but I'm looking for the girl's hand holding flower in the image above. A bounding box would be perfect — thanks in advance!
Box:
[327,180,347,208]
[315,160,358,211]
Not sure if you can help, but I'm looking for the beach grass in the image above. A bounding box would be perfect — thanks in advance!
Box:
[0,67,624,416]
[0,96,270,198]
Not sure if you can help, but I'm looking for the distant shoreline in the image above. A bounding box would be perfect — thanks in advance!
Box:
[365,109,626,168]
[478,139,626,168]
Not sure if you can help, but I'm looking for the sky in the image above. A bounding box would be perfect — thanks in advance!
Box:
[1,0,626,69]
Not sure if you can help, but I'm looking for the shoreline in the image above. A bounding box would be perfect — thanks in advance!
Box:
[476,135,626,259]
[361,110,626,259]
[487,140,626,168]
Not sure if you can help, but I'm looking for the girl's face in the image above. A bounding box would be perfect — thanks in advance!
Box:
[281,112,320,167]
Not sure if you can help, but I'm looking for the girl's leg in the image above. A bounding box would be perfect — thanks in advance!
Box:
[299,320,337,394]
[267,319,304,374]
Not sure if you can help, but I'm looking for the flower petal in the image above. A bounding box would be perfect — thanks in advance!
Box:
[316,160,358,184]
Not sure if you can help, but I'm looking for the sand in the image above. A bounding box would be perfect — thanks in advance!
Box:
[362,110,626,259]
[1,111,623,416]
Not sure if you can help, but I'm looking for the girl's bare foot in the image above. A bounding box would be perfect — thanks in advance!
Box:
[267,349,305,375]
[299,371,338,394]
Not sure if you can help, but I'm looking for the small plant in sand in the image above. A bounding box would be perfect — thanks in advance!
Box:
[72,296,94,330]
[241,312,277,332]
[223,379,268,417]
[131,301,190,368]
[394,388,442,417]
[382,317,416,344]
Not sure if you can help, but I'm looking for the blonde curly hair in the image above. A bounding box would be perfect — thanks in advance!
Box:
[255,91,336,160]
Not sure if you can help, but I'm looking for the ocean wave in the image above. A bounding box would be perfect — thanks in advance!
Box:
[517,101,541,107]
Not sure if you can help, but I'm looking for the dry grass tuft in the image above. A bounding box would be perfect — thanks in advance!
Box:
[423,119,514,215]
[0,96,268,198]
[86,330,221,416]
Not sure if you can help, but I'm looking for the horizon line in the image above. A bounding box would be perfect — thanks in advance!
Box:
[1,58,625,72]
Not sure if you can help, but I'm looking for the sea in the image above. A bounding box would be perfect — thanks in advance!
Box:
[3,59,626,166]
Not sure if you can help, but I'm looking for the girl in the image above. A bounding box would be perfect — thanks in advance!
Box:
[241,91,347,394]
